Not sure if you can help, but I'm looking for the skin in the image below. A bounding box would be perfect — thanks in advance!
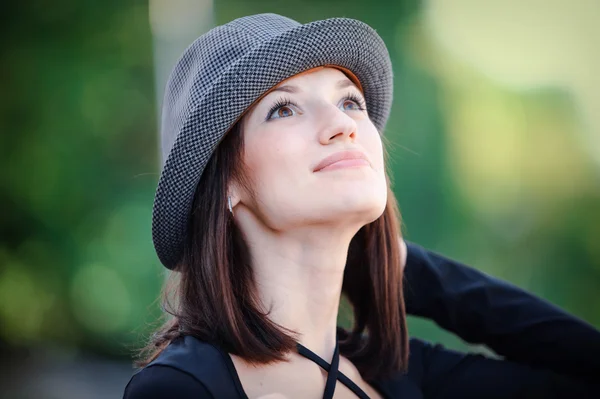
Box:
[228,67,404,398]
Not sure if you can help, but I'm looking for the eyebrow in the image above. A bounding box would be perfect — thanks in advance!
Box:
[270,78,358,94]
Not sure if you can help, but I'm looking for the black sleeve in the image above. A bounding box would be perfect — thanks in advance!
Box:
[403,242,600,383]
[408,338,598,399]
[123,365,214,399]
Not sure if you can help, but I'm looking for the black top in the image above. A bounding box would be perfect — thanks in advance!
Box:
[123,243,600,398]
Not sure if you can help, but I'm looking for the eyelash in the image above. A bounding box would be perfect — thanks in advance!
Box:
[266,92,367,121]
[266,97,295,120]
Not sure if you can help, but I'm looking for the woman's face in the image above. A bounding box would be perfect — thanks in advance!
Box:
[235,67,387,231]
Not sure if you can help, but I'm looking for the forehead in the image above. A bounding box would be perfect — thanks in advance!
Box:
[279,66,354,87]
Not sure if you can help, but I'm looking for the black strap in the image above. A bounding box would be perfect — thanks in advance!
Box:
[322,340,340,398]
[297,342,370,399]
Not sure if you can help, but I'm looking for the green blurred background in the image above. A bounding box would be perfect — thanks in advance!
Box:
[1,0,599,397]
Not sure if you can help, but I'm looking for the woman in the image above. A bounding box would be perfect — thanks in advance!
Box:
[124,13,600,398]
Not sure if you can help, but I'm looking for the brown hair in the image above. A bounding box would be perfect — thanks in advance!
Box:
[138,121,408,381]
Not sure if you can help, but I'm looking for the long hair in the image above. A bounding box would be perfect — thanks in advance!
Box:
[138,122,408,381]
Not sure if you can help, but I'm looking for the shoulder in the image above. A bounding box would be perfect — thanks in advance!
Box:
[147,335,229,374]
[123,336,240,399]
[124,364,212,399]
[368,339,435,397]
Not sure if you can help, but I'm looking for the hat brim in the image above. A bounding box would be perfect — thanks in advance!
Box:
[153,17,393,269]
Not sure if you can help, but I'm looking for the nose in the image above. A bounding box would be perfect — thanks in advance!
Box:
[317,104,358,145]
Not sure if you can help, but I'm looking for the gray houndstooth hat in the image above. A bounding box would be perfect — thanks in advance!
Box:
[153,13,393,269]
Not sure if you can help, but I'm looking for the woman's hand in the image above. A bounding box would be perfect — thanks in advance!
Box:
[399,236,407,272]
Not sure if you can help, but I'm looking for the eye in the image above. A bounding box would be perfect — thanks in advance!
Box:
[341,99,360,111]
[340,93,367,112]
[273,106,294,119]
[266,97,297,120]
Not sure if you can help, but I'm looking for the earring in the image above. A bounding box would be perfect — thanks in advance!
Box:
[227,196,234,216]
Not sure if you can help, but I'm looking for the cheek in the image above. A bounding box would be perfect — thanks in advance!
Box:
[359,123,385,170]
[243,129,308,187]
[241,129,312,225]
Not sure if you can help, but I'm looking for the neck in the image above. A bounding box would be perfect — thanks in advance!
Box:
[239,218,359,362]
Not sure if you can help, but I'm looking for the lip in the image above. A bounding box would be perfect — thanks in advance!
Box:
[313,150,370,172]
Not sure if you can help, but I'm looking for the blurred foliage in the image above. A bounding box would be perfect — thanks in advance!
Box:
[0,0,162,356]
[0,0,599,361]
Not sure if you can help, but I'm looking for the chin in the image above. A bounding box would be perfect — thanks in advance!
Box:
[361,198,388,224]
[274,178,388,227]
[333,190,387,225]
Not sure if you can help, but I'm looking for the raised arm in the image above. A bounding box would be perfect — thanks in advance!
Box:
[402,241,600,384]
[399,338,598,399]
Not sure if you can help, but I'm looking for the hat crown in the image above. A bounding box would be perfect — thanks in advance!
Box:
[160,14,301,163]
[228,13,300,41]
